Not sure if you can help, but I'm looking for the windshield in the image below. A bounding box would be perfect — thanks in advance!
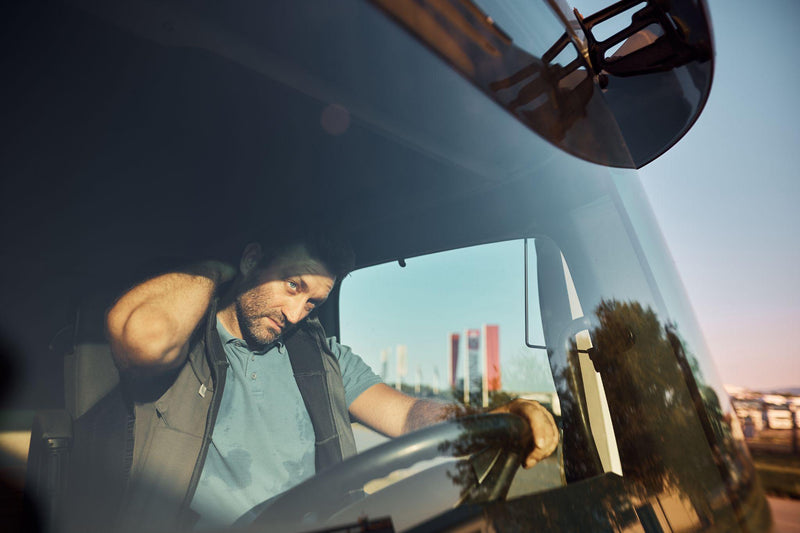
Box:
[1,1,767,533]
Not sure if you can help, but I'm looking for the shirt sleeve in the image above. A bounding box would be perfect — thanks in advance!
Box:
[327,337,382,407]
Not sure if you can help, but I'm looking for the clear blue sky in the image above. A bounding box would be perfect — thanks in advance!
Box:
[621,0,800,390]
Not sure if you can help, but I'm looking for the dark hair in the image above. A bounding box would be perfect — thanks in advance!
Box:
[253,226,355,280]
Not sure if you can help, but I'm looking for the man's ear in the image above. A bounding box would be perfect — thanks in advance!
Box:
[240,242,263,276]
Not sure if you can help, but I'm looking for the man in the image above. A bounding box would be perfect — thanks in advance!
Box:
[104,230,558,530]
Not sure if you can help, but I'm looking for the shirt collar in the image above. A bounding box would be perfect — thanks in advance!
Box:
[215,318,281,355]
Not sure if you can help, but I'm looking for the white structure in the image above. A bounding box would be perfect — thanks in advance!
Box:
[396,345,407,391]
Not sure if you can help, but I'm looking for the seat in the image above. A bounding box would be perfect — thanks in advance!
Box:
[25,301,120,532]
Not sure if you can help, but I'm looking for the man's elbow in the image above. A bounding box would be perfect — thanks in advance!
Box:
[106,306,184,372]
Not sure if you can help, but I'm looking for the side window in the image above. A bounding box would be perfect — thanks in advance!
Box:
[340,240,556,409]
[339,240,564,498]
[339,238,623,483]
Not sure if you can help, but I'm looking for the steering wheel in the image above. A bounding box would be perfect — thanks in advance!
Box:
[245,413,533,531]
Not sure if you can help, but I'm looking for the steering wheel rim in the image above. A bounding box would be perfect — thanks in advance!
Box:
[245,413,533,530]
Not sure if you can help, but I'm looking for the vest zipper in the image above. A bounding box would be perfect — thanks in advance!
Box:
[178,312,229,528]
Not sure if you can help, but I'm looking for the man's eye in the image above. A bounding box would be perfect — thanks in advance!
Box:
[287,280,299,292]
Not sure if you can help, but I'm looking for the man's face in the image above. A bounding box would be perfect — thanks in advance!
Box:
[235,245,335,350]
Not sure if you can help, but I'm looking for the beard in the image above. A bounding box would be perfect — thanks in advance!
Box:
[234,293,292,351]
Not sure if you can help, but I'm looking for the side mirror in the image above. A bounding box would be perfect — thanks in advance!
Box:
[371,0,714,168]
[569,0,715,166]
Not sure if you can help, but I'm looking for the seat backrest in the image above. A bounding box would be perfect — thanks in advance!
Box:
[26,299,120,531]
[63,343,119,420]
[60,295,121,420]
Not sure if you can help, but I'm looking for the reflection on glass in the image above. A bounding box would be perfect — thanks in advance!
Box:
[543,297,767,530]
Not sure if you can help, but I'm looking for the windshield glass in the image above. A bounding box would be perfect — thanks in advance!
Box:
[2,1,763,533]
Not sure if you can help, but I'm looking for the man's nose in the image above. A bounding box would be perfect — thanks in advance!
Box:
[282,297,308,325]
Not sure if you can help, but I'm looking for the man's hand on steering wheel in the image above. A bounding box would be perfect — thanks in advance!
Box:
[489,399,559,468]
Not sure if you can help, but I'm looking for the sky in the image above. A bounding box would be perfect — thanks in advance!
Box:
[618,0,800,390]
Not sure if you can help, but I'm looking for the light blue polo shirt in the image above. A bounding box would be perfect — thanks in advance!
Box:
[190,319,381,529]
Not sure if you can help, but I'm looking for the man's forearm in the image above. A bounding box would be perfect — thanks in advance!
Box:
[106,260,235,373]
[403,398,471,434]
[407,397,559,468]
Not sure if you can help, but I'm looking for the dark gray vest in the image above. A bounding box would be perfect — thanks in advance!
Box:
[66,308,356,532]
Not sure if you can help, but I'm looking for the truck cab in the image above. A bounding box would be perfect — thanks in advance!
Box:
[0,0,772,531]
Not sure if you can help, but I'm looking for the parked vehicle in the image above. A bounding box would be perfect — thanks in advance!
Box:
[766,406,795,431]
[1,0,772,531]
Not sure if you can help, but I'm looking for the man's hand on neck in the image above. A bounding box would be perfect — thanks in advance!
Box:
[107,259,237,375]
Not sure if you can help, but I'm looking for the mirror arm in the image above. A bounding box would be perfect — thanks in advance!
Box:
[572,0,712,78]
